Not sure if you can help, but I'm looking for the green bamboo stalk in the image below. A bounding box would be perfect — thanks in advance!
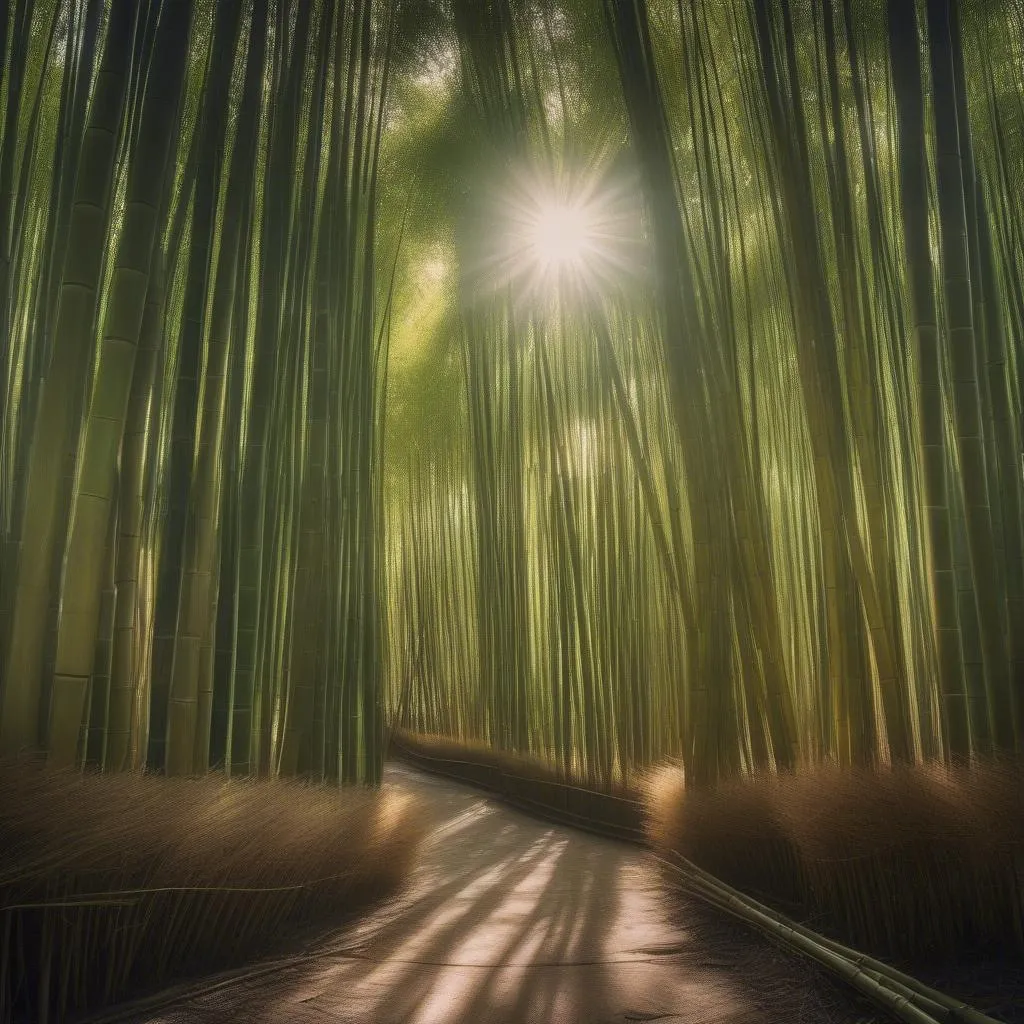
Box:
[888,0,969,755]
[925,0,1009,754]
[49,0,192,769]
[0,0,136,756]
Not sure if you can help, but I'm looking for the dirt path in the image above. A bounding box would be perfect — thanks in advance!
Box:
[118,764,883,1024]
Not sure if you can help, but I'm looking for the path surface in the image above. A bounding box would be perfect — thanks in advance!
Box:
[122,764,880,1024]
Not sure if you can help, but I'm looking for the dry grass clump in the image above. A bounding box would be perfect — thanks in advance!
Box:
[644,765,805,909]
[0,760,424,1023]
[390,729,645,840]
[644,758,1024,963]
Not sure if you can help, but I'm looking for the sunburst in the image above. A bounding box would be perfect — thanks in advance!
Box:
[461,159,646,309]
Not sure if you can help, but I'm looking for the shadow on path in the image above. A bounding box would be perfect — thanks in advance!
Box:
[122,765,883,1024]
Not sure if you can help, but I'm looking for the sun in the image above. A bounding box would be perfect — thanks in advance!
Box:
[461,162,645,308]
[527,200,595,273]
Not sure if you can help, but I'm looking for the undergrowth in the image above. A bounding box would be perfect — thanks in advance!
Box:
[644,758,1024,965]
[0,761,424,1023]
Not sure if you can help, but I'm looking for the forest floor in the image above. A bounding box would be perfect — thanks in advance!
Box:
[94,762,889,1024]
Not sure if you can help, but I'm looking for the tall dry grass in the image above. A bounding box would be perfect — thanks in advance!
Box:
[644,759,1024,963]
[0,761,424,1022]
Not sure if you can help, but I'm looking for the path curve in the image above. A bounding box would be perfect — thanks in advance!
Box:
[116,764,883,1024]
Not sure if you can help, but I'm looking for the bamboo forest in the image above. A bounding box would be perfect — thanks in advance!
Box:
[1,0,1023,1022]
